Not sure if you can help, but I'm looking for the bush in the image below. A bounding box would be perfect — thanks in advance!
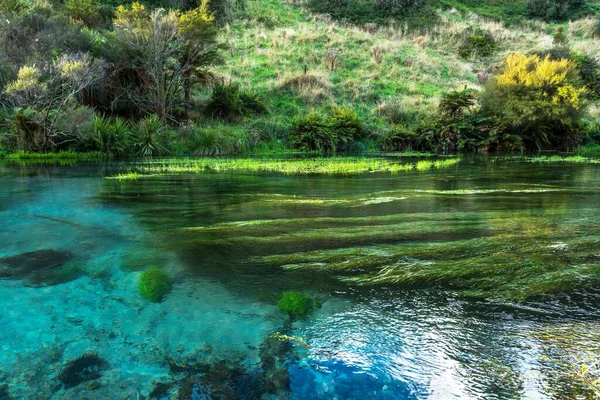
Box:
[92,115,130,156]
[329,107,365,150]
[138,267,172,303]
[572,53,600,100]
[458,29,497,58]
[290,108,365,152]
[205,83,268,121]
[378,125,419,151]
[439,88,479,118]
[277,291,315,320]
[376,97,428,126]
[53,106,97,152]
[481,53,587,151]
[65,0,101,28]
[190,125,251,155]
[131,114,168,157]
[10,108,52,152]
[526,0,587,21]
[533,48,600,100]
[290,111,335,152]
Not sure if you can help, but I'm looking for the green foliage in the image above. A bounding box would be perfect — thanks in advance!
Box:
[572,53,600,100]
[92,115,130,156]
[10,108,50,152]
[65,0,101,27]
[189,125,251,155]
[277,291,315,320]
[526,0,587,21]
[329,107,365,150]
[138,266,172,303]
[131,115,168,157]
[439,88,479,118]
[307,0,438,28]
[53,106,97,151]
[290,108,365,153]
[205,84,268,121]
[378,125,419,151]
[458,28,497,58]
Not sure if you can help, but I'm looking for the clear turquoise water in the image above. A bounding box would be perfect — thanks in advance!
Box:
[1,158,600,399]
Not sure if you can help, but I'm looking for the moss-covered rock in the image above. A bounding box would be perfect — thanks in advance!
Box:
[139,267,172,303]
[277,291,315,320]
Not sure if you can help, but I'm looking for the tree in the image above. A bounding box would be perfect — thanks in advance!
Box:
[481,53,586,150]
[3,54,107,151]
[111,1,219,121]
[177,0,220,118]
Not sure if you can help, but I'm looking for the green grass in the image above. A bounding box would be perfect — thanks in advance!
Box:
[2,151,108,162]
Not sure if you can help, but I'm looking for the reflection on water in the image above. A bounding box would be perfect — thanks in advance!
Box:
[0,158,599,399]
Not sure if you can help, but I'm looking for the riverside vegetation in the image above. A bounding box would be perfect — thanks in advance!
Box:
[0,0,599,156]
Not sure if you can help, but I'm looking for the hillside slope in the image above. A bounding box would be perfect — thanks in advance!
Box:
[211,0,600,138]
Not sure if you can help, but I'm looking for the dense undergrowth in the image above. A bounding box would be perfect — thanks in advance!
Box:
[0,0,599,156]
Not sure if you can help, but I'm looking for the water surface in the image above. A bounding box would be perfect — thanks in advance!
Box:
[1,157,599,399]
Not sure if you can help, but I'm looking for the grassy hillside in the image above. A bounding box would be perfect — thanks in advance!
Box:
[443,0,600,22]
[0,0,598,156]
[207,0,599,144]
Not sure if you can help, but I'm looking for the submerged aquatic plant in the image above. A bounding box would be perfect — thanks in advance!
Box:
[138,267,172,302]
[277,291,316,320]
[107,157,461,179]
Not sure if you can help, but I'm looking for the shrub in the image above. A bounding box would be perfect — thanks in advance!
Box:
[290,108,365,152]
[458,29,497,59]
[131,114,168,157]
[277,291,315,320]
[572,53,600,100]
[65,0,101,28]
[329,107,365,151]
[439,88,479,118]
[417,114,480,153]
[92,115,130,156]
[378,125,419,151]
[205,83,268,121]
[376,97,428,126]
[190,125,251,155]
[53,106,97,151]
[10,108,52,152]
[290,111,335,152]
[526,0,586,21]
[139,267,172,303]
[481,53,587,151]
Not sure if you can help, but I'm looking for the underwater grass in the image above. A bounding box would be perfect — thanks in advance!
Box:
[253,231,600,300]
[108,157,461,178]
[525,156,600,164]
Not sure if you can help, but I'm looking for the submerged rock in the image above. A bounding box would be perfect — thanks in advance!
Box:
[58,354,109,389]
[0,249,79,286]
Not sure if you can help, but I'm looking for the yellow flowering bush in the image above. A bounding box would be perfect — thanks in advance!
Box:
[482,53,587,150]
